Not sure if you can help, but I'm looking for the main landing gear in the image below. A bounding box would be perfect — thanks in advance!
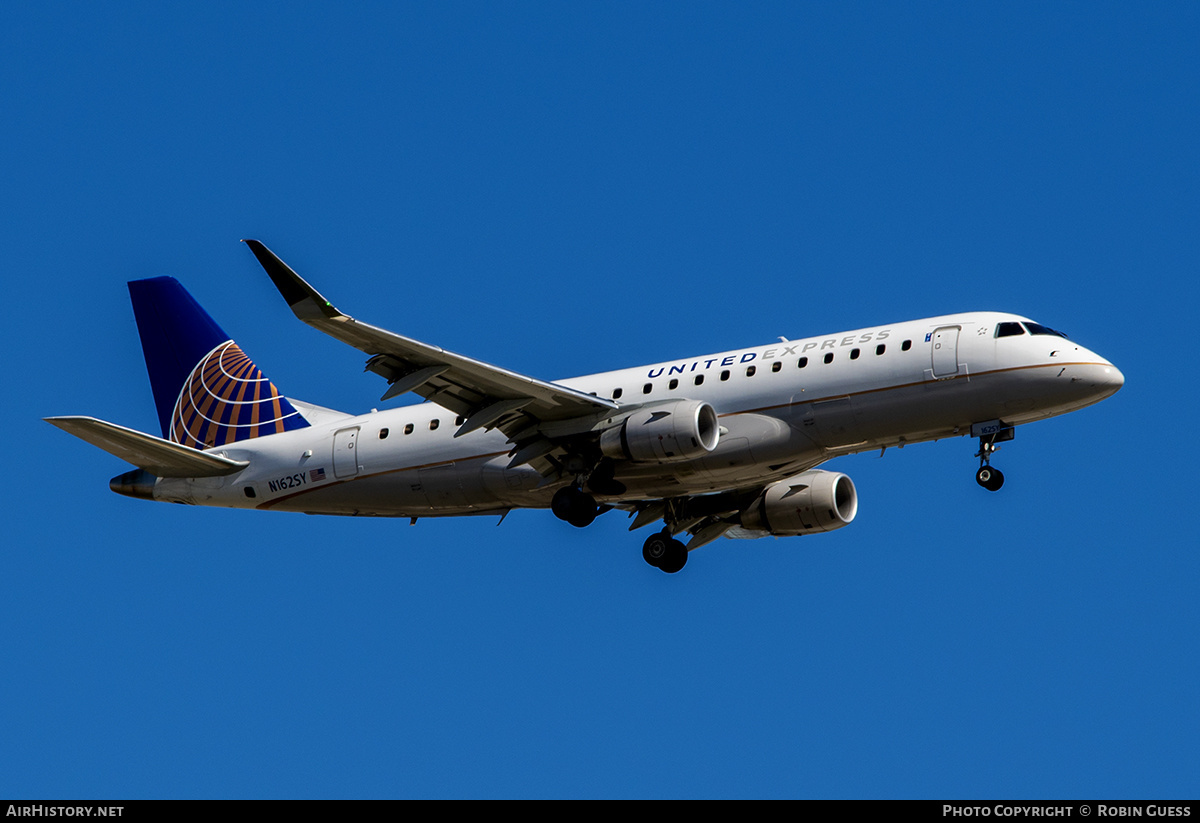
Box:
[551,458,626,528]
[642,529,688,574]
[551,485,598,528]
[972,423,1014,492]
[640,498,690,574]
[551,461,689,573]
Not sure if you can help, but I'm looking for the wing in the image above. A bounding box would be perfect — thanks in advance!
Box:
[46,416,249,477]
[243,241,620,464]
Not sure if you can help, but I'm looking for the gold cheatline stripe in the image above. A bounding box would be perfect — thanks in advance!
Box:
[255,361,1099,509]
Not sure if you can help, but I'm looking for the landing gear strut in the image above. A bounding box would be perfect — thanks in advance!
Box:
[586,458,627,496]
[642,529,688,574]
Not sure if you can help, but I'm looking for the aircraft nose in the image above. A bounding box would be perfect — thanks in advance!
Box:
[1043,354,1123,409]
[1105,364,1125,391]
[1086,360,1124,401]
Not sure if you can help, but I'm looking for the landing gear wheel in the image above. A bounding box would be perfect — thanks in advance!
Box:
[551,486,574,520]
[567,505,596,528]
[976,466,1004,491]
[658,539,688,574]
[643,532,687,573]
[552,486,597,528]
[642,531,670,567]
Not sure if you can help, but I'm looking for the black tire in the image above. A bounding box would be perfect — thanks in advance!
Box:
[976,466,1004,491]
[642,532,670,567]
[567,503,597,528]
[658,539,688,574]
[552,486,597,527]
[551,486,576,521]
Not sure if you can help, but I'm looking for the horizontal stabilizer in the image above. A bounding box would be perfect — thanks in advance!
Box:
[45,416,249,478]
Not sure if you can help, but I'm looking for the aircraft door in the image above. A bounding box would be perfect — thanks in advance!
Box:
[931,326,961,378]
[333,426,360,478]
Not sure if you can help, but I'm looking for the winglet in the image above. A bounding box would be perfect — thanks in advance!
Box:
[242,239,343,322]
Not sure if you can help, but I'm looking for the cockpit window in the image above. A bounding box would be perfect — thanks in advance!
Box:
[995,322,1025,338]
[1023,322,1068,339]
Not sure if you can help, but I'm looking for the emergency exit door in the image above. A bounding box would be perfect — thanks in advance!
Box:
[333,427,360,478]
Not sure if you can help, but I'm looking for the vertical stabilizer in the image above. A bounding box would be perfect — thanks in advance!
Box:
[128,277,309,448]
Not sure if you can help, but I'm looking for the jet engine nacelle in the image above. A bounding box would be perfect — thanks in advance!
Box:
[600,399,720,464]
[740,470,858,535]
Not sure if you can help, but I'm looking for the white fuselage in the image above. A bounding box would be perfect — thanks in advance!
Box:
[148,312,1123,517]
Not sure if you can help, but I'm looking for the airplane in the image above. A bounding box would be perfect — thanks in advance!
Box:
[47,240,1125,573]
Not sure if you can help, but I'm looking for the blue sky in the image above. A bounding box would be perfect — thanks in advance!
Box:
[2,3,1196,798]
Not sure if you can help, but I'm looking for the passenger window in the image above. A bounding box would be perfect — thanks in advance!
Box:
[771,361,781,373]
[455,416,465,426]
[694,375,704,386]
[379,428,389,439]
[668,378,679,390]
[996,322,1025,338]
[850,348,860,360]
[798,357,808,368]
[876,344,886,355]
[746,365,756,377]
[404,423,414,435]
[902,340,912,351]
[823,353,834,364]
[642,383,653,395]
[429,419,439,431]
[613,388,623,399]
[720,370,730,381]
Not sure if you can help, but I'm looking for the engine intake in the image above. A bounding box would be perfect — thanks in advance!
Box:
[740,470,858,535]
[600,400,720,464]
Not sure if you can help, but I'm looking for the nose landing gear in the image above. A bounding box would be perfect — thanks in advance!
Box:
[971,420,1014,492]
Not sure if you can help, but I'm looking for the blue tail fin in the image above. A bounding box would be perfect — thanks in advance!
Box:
[128,277,310,449]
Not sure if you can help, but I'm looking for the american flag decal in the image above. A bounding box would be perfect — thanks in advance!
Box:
[311,467,326,481]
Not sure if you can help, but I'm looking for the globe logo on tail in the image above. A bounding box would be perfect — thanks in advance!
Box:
[170,341,308,449]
